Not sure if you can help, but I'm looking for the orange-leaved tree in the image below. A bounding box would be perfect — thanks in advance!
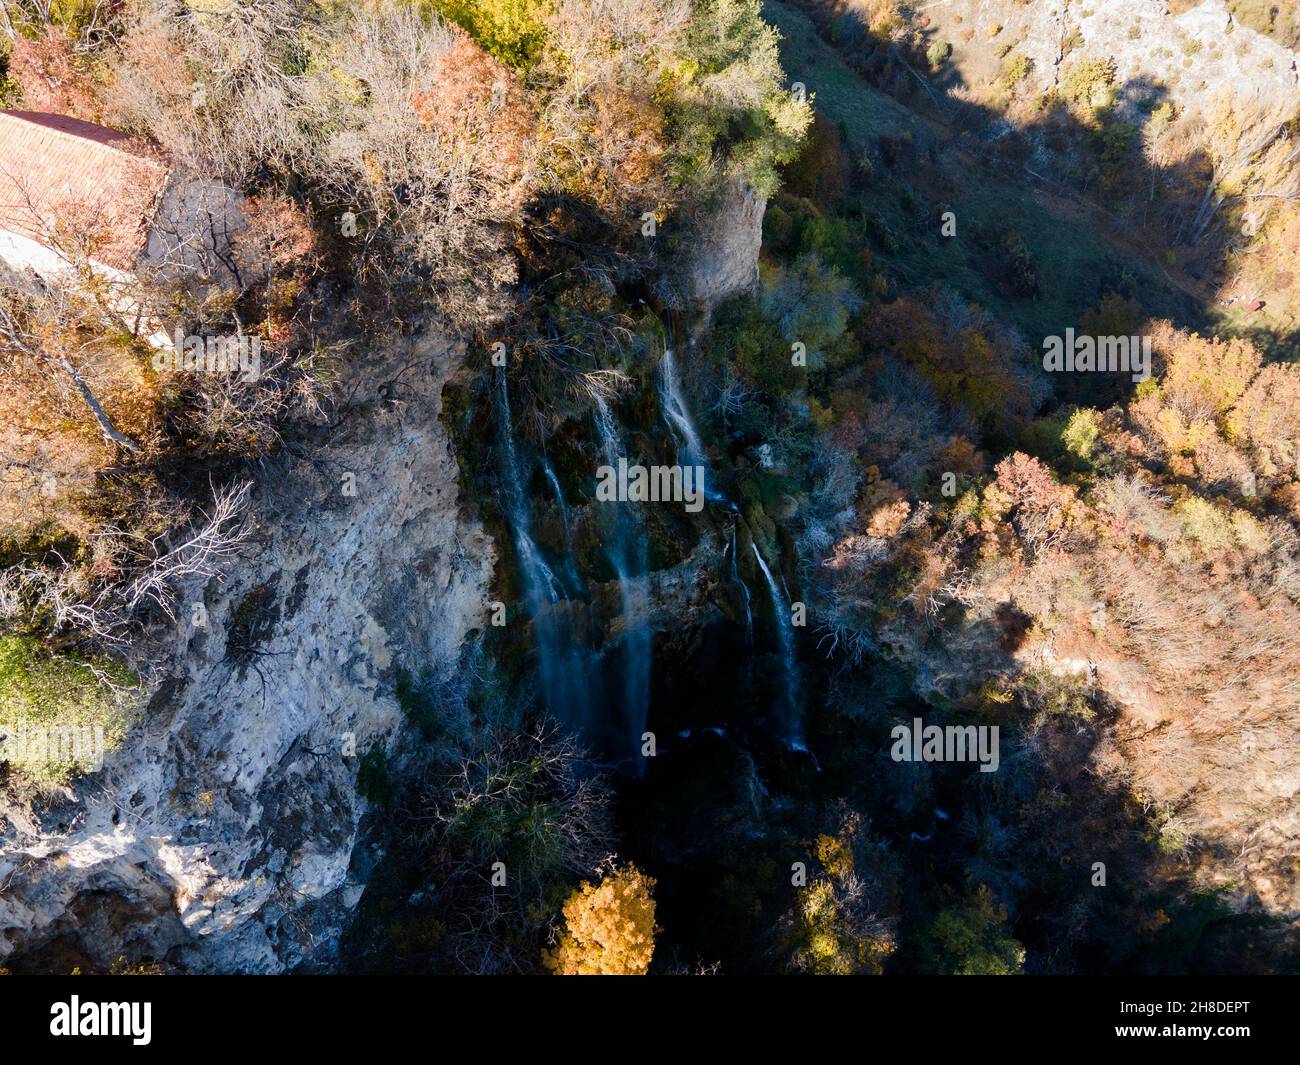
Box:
[546,864,657,975]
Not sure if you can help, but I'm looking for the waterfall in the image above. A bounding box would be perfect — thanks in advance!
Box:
[660,348,707,471]
[660,346,732,505]
[659,339,806,752]
[540,450,583,595]
[660,344,756,639]
[543,461,569,537]
[593,394,652,767]
[497,372,562,606]
[496,371,589,730]
[751,542,803,747]
[726,523,753,642]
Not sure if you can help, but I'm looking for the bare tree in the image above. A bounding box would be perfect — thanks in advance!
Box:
[0,0,117,52]
[109,0,312,185]
[294,2,536,323]
[0,284,141,451]
[0,479,254,643]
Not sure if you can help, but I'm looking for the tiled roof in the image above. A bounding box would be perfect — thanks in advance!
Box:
[0,111,171,271]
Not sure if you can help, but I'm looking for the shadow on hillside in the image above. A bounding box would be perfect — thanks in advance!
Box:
[764,0,1298,407]
[602,608,1291,975]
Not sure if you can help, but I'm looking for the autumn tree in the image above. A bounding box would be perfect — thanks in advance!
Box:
[872,292,1034,437]
[535,0,687,222]
[0,282,156,474]
[6,25,100,118]
[921,884,1025,976]
[228,193,319,342]
[109,0,312,185]
[1228,362,1300,492]
[295,3,536,323]
[778,812,898,975]
[431,0,551,68]
[546,864,657,975]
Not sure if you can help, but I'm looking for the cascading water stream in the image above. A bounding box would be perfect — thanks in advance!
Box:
[540,449,583,595]
[496,371,589,731]
[660,346,733,506]
[751,542,804,748]
[658,344,754,628]
[543,462,569,536]
[660,337,808,748]
[726,523,753,642]
[593,394,652,768]
[497,373,562,606]
[660,348,707,473]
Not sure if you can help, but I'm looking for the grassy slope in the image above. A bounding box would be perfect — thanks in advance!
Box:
[763,0,1204,346]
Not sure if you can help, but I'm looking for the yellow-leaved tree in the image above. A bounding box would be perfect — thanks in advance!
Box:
[546,865,657,975]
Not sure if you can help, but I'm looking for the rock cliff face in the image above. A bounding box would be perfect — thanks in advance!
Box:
[677,178,767,309]
[0,168,775,971]
[0,328,493,973]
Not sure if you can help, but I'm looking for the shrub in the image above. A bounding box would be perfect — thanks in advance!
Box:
[1230,510,1270,554]
[999,52,1031,88]
[921,884,1025,975]
[428,0,550,68]
[1061,57,1116,111]
[396,666,441,741]
[996,229,1038,298]
[715,293,802,396]
[429,723,612,895]
[926,40,952,68]
[780,115,852,205]
[779,813,898,974]
[369,722,613,974]
[357,740,394,805]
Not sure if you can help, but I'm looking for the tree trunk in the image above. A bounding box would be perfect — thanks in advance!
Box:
[57,356,139,452]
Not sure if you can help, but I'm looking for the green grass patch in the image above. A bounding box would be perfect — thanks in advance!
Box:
[0,635,138,785]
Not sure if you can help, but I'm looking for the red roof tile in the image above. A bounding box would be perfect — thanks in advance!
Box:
[0,110,171,270]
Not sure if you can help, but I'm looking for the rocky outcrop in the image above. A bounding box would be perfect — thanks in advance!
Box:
[0,328,493,973]
[676,178,767,310]
[1042,0,1295,117]
[931,0,1297,122]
